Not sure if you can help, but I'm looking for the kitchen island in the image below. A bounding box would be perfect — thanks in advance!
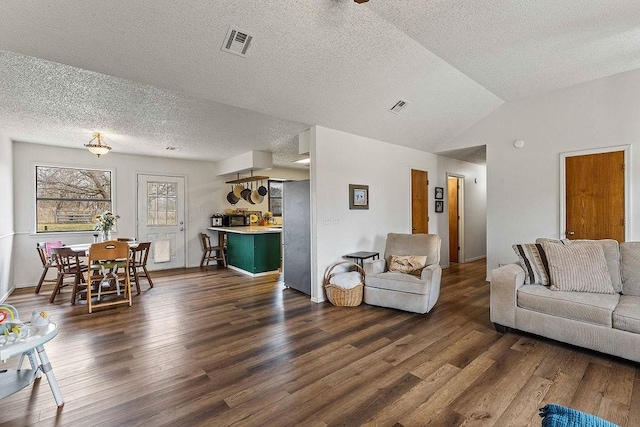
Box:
[207,226,282,276]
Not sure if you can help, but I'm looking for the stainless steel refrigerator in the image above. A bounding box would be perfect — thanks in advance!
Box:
[283,179,311,295]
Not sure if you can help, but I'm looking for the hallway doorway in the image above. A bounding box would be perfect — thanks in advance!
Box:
[448,175,464,263]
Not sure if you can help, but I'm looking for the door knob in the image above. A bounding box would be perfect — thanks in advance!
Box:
[567,231,575,235]
[180,227,184,231]
[412,227,417,231]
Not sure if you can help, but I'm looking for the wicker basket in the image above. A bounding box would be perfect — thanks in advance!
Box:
[323,261,365,307]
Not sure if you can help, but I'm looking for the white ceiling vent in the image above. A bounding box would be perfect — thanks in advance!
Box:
[221,26,253,57]
[388,99,409,114]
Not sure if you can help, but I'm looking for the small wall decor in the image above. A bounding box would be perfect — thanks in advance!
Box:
[435,201,444,213]
[435,187,444,200]
[349,184,369,210]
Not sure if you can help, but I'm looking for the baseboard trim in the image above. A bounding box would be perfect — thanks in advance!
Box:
[0,286,15,303]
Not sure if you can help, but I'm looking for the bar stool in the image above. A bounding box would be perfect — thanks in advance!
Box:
[199,233,226,268]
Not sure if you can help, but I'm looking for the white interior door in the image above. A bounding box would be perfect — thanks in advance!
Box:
[137,174,186,270]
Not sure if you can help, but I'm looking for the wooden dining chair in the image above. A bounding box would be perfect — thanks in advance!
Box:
[199,232,226,268]
[50,247,87,304]
[35,242,62,294]
[86,241,132,313]
[128,242,153,294]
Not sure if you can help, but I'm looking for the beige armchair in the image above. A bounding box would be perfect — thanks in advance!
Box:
[363,233,442,314]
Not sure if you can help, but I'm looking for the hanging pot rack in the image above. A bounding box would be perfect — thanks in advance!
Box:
[225,172,269,185]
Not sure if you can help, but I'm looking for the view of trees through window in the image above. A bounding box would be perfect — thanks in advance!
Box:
[36,166,112,232]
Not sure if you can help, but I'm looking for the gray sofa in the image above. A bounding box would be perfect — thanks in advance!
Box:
[491,240,640,362]
[363,233,441,314]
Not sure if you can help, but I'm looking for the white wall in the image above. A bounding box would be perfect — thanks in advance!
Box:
[442,68,640,278]
[310,126,441,302]
[0,129,14,301]
[437,156,487,266]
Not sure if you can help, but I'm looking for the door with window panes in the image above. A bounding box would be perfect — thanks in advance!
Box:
[137,174,186,270]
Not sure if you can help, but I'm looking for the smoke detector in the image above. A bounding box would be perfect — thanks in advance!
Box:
[388,99,408,114]
[221,26,253,57]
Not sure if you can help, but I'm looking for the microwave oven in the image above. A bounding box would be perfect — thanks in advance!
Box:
[222,214,249,227]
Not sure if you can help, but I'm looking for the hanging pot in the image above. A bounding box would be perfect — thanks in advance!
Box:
[233,184,244,198]
[258,180,268,196]
[226,185,240,205]
[241,186,253,203]
[251,190,264,204]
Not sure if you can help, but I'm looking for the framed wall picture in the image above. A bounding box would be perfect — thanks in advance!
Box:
[435,200,444,213]
[435,187,444,200]
[349,184,369,210]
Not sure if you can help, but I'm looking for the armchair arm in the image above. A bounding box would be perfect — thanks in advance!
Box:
[421,264,442,312]
[363,259,386,275]
[420,264,440,281]
[490,263,525,329]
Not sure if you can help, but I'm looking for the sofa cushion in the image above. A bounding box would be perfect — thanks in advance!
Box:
[571,239,622,293]
[612,295,640,334]
[366,272,431,295]
[541,241,615,294]
[512,243,549,285]
[620,242,640,296]
[517,284,619,327]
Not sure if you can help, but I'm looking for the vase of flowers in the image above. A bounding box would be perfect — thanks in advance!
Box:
[94,211,120,241]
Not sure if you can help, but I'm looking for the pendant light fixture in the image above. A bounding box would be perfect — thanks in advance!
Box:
[85,132,111,157]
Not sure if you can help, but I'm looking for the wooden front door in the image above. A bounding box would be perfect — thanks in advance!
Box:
[565,151,625,241]
[448,176,459,263]
[411,169,428,234]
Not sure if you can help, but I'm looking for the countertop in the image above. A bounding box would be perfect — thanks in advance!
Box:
[207,226,282,235]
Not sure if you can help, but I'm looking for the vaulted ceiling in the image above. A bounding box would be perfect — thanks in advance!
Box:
[1,1,638,165]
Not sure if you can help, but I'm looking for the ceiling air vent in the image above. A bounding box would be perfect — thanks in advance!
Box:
[221,26,253,57]
[388,99,408,114]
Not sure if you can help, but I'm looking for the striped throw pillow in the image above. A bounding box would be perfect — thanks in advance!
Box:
[541,241,615,294]
[513,243,550,285]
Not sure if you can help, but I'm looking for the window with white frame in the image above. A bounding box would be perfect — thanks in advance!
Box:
[35,165,113,233]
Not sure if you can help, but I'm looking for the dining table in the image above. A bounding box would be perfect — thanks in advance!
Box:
[64,240,139,255]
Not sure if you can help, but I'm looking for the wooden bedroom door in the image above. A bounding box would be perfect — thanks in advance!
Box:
[411,169,428,234]
[565,151,624,242]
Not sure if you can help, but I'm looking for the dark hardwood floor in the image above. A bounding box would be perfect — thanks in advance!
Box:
[2,260,638,426]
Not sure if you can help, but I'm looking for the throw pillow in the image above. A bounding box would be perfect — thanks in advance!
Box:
[570,239,622,293]
[541,241,615,294]
[513,243,550,285]
[388,255,427,276]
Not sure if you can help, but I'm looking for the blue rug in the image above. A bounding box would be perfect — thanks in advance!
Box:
[540,404,619,427]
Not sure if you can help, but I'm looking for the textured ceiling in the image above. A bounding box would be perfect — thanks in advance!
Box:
[0,1,638,165]
[0,51,308,164]
[368,1,640,101]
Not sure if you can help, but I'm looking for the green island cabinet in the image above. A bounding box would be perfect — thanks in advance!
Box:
[227,232,281,274]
